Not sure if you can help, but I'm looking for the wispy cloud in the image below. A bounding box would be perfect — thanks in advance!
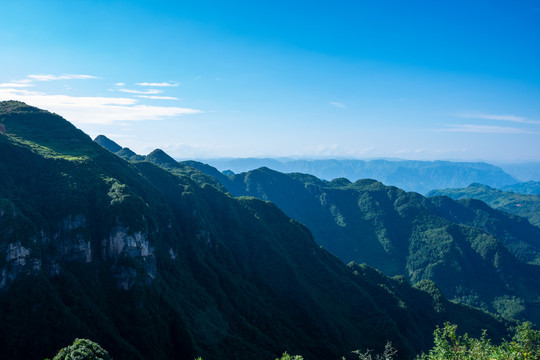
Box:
[27,74,98,81]
[12,79,33,84]
[297,144,374,157]
[436,124,540,134]
[329,101,346,108]
[115,82,125,87]
[136,81,179,87]
[395,148,424,155]
[0,82,34,88]
[118,88,163,94]
[136,95,179,100]
[455,113,540,125]
[0,87,200,125]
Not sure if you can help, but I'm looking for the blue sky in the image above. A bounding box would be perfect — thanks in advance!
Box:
[1,0,539,162]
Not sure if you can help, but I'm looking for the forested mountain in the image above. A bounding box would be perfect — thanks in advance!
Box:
[501,181,540,195]
[0,102,512,360]
[177,162,540,324]
[427,183,540,229]
[196,158,518,194]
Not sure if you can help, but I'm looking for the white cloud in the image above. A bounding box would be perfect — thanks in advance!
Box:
[455,113,540,125]
[0,82,34,88]
[297,144,374,157]
[0,87,200,125]
[118,88,163,94]
[12,79,33,84]
[27,74,98,81]
[436,124,540,134]
[329,101,346,108]
[115,82,125,87]
[136,95,179,100]
[394,148,424,155]
[136,81,179,87]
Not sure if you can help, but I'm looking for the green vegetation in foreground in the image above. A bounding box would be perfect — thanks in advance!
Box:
[69,322,537,360]
[276,322,540,360]
[416,322,540,360]
[47,338,112,360]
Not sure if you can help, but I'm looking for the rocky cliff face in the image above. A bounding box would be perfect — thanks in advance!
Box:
[0,213,156,291]
[1,241,40,289]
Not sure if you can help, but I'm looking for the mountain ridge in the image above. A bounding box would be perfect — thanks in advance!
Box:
[2,102,512,359]
[192,157,518,194]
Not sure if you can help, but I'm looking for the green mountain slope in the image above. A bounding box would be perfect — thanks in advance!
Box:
[1,102,511,360]
[427,183,540,229]
[184,164,540,324]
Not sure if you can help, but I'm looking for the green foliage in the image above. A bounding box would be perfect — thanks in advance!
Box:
[276,352,304,360]
[50,338,112,360]
[348,341,398,360]
[428,183,540,230]
[416,322,540,360]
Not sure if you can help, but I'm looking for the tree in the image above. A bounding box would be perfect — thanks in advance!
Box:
[48,338,112,360]
[416,322,540,360]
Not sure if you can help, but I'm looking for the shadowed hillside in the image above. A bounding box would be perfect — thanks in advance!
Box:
[178,162,540,324]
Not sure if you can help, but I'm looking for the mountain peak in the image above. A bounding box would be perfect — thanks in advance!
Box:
[468,183,494,190]
[145,148,178,168]
[0,100,93,156]
[94,135,122,153]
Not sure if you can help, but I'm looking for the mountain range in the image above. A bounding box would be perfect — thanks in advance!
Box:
[1,102,515,360]
[158,162,540,325]
[96,132,540,326]
[192,157,519,194]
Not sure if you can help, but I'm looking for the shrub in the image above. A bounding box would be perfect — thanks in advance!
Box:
[48,338,112,360]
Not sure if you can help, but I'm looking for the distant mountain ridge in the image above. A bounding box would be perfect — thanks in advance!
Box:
[501,181,540,195]
[498,163,540,182]
[195,157,518,194]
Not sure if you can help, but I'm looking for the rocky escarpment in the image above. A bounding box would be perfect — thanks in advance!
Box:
[0,208,156,291]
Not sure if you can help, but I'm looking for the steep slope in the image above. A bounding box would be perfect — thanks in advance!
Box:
[427,183,540,229]
[186,165,540,324]
[93,136,226,192]
[94,134,122,153]
[200,158,517,194]
[0,102,510,360]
